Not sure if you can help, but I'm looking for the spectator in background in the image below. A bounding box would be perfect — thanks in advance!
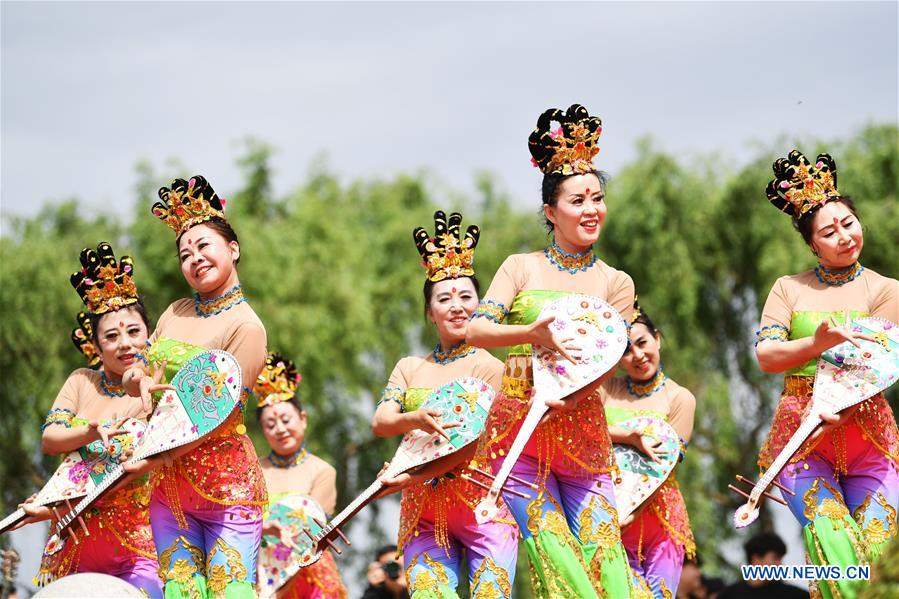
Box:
[362,545,408,599]
[718,532,808,599]
[702,575,725,599]
[678,555,706,599]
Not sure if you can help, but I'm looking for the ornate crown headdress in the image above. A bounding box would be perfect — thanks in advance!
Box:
[255,352,302,408]
[412,211,480,282]
[528,104,603,175]
[71,311,101,369]
[70,242,139,315]
[152,175,227,235]
[766,150,841,218]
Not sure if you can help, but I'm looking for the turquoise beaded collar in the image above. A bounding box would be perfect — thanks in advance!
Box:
[194,284,246,317]
[432,342,476,365]
[814,262,863,287]
[268,444,309,469]
[544,239,596,274]
[100,372,127,397]
[626,368,667,398]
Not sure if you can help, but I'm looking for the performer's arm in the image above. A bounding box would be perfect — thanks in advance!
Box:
[41,373,128,454]
[756,320,874,373]
[607,426,666,463]
[309,463,338,514]
[753,277,871,372]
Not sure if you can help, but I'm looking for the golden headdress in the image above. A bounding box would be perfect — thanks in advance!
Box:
[70,242,139,315]
[255,352,302,408]
[412,211,480,282]
[71,311,101,369]
[766,150,841,218]
[152,175,227,235]
[528,104,603,175]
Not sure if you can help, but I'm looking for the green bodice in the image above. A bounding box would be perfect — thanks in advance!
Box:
[604,405,667,427]
[144,336,206,383]
[788,310,867,376]
[402,388,431,413]
[506,289,572,355]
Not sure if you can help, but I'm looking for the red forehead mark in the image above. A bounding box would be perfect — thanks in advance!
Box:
[452,287,457,293]
[585,187,591,195]
[187,238,193,245]
[118,321,124,328]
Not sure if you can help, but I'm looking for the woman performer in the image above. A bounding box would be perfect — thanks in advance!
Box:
[467,104,646,597]
[371,211,518,598]
[256,351,347,598]
[755,150,899,599]
[122,176,268,599]
[34,242,161,597]
[603,301,696,598]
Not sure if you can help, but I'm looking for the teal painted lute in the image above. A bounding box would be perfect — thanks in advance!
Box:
[51,350,242,539]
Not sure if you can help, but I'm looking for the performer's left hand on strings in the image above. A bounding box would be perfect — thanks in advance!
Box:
[810,404,862,443]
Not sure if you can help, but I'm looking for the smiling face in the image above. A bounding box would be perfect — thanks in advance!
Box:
[427,277,479,347]
[808,201,863,269]
[620,322,662,382]
[95,307,149,379]
[544,172,606,251]
[177,223,240,296]
[260,401,307,456]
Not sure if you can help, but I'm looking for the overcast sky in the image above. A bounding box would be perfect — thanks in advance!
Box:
[2,1,896,230]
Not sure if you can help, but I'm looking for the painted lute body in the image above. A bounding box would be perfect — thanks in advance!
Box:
[733,317,899,528]
[50,349,242,542]
[285,376,495,585]
[474,295,629,524]
[0,418,146,535]
[611,415,680,524]
[258,494,327,598]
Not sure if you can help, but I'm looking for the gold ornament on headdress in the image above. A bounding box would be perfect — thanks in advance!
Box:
[630,296,643,326]
[528,104,602,175]
[255,352,302,408]
[152,175,227,235]
[71,311,101,369]
[70,242,139,315]
[766,150,841,218]
[412,211,480,283]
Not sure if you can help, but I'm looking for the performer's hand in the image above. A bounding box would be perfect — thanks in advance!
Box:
[528,316,581,364]
[12,496,56,529]
[626,431,667,464]
[263,520,302,553]
[88,413,130,455]
[123,455,164,477]
[543,395,581,412]
[812,318,875,352]
[810,405,861,443]
[138,362,175,415]
[408,408,460,441]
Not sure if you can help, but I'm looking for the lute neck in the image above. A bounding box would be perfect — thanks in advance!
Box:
[753,416,819,501]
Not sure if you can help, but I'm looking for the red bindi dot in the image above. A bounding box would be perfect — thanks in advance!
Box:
[187,239,193,245]
[452,287,457,293]
[585,187,591,195]
[119,322,124,328]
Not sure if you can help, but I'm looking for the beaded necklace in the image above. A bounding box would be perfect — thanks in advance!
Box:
[433,342,476,365]
[814,262,863,287]
[100,372,127,397]
[544,239,596,274]
[194,284,246,318]
[626,368,667,398]
[268,445,309,469]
